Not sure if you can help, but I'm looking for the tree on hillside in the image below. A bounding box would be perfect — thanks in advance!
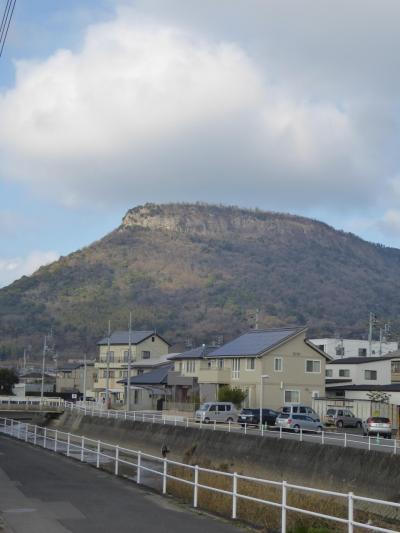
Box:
[0,368,18,395]
[218,386,247,408]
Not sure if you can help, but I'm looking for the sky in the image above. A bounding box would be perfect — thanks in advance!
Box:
[1,0,400,288]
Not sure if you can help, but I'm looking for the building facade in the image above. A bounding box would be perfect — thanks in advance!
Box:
[311,338,398,359]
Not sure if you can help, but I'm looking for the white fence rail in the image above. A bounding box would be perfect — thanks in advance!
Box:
[66,402,400,455]
[0,416,399,532]
[0,397,64,408]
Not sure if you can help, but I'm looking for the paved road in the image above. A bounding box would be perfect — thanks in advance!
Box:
[0,435,244,533]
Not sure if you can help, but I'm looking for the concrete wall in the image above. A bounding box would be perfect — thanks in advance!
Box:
[51,411,400,503]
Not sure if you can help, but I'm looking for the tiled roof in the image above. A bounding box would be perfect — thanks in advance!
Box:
[168,346,214,360]
[118,363,173,385]
[330,384,400,392]
[97,330,170,346]
[207,327,305,357]
[328,355,398,365]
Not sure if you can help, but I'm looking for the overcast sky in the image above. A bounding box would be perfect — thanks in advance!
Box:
[1,0,400,287]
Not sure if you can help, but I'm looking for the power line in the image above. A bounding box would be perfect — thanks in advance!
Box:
[0,0,16,58]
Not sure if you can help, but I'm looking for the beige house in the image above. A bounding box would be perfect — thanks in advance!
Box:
[94,330,170,404]
[173,327,330,410]
[56,362,96,399]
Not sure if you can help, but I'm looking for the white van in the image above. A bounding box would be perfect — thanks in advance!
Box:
[195,402,237,423]
[280,403,319,421]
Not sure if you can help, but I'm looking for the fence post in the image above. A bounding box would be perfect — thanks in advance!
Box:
[281,481,287,533]
[163,458,167,494]
[244,423,247,436]
[133,411,136,422]
[280,425,282,439]
[261,424,264,437]
[232,472,238,519]
[153,414,155,424]
[368,436,371,451]
[11,418,14,435]
[344,432,347,448]
[214,420,216,431]
[25,424,28,442]
[186,417,189,429]
[174,416,177,426]
[67,433,71,457]
[300,428,303,442]
[348,492,354,533]
[44,427,47,448]
[80,436,85,462]
[125,411,127,421]
[228,420,231,432]
[18,421,21,439]
[321,431,324,445]
[54,430,58,452]
[96,440,101,468]
[200,418,202,429]
[137,451,141,484]
[115,445,119,476]
[394,439,397,455]
[193,465,199,508]
[34,425,37,445]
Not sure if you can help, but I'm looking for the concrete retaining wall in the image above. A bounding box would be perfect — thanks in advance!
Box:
[51,411,400,502]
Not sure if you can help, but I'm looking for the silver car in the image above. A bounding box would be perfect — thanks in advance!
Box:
[362,417,392,438]
[325,408,362,429]
[276,413,324,433]
[195,402,237,423]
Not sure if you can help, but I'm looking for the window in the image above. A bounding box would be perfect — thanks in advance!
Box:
[335,346,345,356]
[107,351,114,362]
[137,369,144,375]
[365,369,377,380]
[392,361,400,373]
[317,344,325,351]
[123,350,131,362]
[142,350,151,359]
[358,348,367,357]
[217,359,224,369]
[186,360,196,373]
[312,391,320,399]
[108,371,115,378]
[284,390,300,403]
[339,369,350,378]
[232,359,240,380]
[246,358,255,370]
[217,405,226,412]
[274,357,283,372]
[325,369,333,377]
[305,360,321,373]
[103,370,108,378]
[151,336,155,342]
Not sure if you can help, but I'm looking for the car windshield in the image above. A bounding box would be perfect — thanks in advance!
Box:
[199,404,210,411]
[240,409,253,414]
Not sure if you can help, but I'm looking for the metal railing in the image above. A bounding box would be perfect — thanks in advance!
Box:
[66,402,400,454]
[0,416,399,532]
[0,397,64,408]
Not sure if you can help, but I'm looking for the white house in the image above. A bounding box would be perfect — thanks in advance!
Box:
[311,338,398,359]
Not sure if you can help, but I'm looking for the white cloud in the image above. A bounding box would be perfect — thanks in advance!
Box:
[0,251,59,288]
[0,7,381,213]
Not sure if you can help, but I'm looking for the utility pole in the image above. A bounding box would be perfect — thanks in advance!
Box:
[126,312,132,411]
[40,335,47,400]
[83,352,87,402]
[105,321,111,408]
[368,312,377,357]
[23,348,26,372]
[255,309,260,330]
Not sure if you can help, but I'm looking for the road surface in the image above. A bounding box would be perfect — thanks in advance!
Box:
[0,435,245,533]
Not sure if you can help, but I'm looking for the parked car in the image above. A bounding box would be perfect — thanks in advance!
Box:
[237,408,279,427]
[280,404,319,421]
[195,402,238,423]
[325,408,362,429]
[362,417,392,438]
[276,413,324,433]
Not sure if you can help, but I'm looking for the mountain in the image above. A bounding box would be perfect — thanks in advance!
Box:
[1,202,400,361]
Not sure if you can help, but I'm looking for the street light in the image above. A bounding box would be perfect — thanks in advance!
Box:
[259,374,270,431]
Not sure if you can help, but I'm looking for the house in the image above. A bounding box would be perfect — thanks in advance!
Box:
[172,327,330,410]
[118,362,173,410]
[94,330,170,405]
[310,337,398,359]
[14,371,56,396]
[55,362,96,399]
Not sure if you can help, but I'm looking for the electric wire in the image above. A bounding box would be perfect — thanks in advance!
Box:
[0,0,16,58]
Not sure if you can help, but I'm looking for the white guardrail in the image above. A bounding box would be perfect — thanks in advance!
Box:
[1,416,399,532]
[68,402,400,454]
[0,397,64,408]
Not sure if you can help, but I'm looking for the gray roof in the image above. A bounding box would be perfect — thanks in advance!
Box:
[168,346,214,360]
[207,327,305,357]
[118,363,173,385]
[329,384,400,392]
[97,330,170,346]
[328,355,398,365]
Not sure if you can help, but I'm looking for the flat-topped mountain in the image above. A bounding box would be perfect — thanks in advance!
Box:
[1,203,400,360]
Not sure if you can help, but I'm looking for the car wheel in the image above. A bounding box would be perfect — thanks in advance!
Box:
[204,417,210,424]
[227,417,233,423]
[336,420,344,429]
[356,421,362,429]
[293,424,300,433]
[363,432,367,437]
[240,424,245,428]
[316,426,323,434]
